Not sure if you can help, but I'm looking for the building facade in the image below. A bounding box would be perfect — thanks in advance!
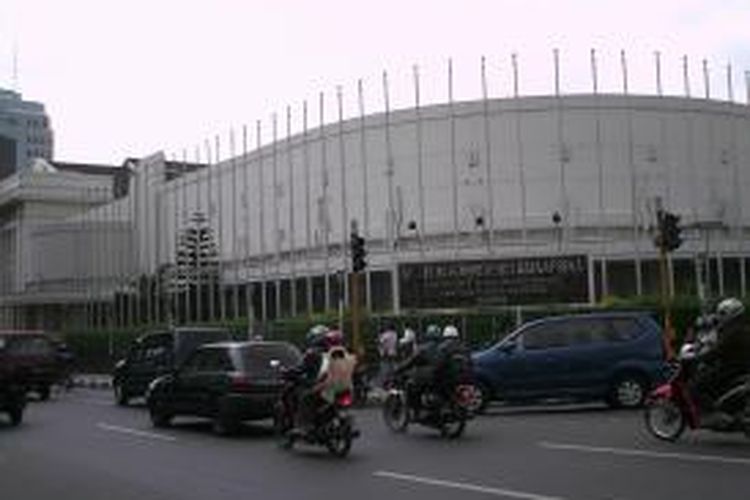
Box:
[2,92,750,330]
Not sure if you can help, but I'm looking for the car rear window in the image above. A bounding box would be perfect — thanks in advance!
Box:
[6,335,54,356]
[239,344,301,377]
[174,329,232,363]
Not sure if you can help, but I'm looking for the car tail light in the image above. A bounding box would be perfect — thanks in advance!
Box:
[336,390,353,408]
[230,373,252,391]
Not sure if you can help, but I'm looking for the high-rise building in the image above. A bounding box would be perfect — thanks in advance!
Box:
[0,87,53,180]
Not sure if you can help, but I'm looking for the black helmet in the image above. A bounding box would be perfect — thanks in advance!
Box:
[424,324,442,342]
[305,324,330,349]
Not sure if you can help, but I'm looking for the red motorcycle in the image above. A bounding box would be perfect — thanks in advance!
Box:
[644,346,750,442]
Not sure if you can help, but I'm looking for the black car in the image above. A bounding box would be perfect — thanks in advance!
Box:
[0,333,30,425]
[113,327,233,406]
[146,341,301,435]
[0,330,58,402]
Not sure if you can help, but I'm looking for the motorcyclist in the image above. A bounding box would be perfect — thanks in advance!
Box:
[290,324,330,432]
[689,298,750,416]
[393,324,443,417]
[314,330,357,404]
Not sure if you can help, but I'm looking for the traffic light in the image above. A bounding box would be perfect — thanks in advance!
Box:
[350,231,367,272]
[656,209,683,252]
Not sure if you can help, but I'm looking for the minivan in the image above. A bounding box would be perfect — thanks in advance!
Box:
[471,312,666,411]
[113,327,233,406]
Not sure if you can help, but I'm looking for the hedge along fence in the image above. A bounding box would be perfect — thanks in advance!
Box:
[61,295,738,373]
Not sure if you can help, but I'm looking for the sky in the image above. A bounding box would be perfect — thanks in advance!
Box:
[1,0,749,165]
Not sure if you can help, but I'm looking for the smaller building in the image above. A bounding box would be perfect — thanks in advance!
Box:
[0,88,54,180]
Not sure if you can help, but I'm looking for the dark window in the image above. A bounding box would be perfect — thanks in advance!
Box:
[182,350,213,373]
[8,336,53,356]
[521,322,570,350]
[608,318,643,342]
[239,343,301,377]
[568,318,610,344]
[182,348,233,373]
[563,319,599,345]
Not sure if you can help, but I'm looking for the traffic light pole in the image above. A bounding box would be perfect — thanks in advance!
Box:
[350,271,363,359]
[658,245,674,359]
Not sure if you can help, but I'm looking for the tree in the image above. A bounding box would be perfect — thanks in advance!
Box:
[172,211,220,321]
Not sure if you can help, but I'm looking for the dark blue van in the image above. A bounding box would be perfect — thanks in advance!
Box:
[471,312,666,411]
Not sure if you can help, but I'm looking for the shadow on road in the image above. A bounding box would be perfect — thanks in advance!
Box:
[165,418,277,440]
[481,401,633,418]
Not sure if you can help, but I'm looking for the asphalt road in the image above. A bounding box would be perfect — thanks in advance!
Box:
[2,389,749,500]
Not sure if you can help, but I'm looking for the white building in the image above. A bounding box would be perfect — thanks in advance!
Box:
[2,92,750,329]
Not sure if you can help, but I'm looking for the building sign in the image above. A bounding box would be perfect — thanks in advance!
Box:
[399,255,589,308]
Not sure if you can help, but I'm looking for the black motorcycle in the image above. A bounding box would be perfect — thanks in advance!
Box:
[382,374,475,438]
[274,370,360,457]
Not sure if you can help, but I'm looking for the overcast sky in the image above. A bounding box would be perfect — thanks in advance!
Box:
[1,0,748,165]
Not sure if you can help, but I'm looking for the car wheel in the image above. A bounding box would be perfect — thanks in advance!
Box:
[114,383,129,407]
[212,414,239,436]
[149,404,172,428]
[742,398,750,441]
[38,385,51,401]
[608,374,647,409]
[8,406,24,426]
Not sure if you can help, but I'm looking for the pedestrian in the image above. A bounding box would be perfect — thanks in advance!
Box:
[377,321,398,383]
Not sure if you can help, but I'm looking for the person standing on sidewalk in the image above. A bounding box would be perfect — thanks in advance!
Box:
[377,322,399,384]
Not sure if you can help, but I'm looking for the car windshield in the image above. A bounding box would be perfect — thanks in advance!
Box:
[238,343,301,378]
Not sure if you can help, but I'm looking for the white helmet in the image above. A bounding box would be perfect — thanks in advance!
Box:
[442,325,459,339]
[400,328,416,344]
[716,297,744,325]
[679,343,697,361]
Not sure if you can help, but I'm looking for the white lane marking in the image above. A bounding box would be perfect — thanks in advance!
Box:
[374,470,567,500]
[540,441,750,467]
[97,423,178,443]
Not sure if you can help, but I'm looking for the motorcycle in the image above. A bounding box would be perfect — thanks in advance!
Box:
[644,342,750,442]
[382,374,475,438]
[274,369,360,457]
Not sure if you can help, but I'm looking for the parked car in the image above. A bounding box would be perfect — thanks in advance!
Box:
[146,341,301,435]
[113,327,233,406]
[471,312,666,411]
[0,330,58,401]
[0,334,28,425]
